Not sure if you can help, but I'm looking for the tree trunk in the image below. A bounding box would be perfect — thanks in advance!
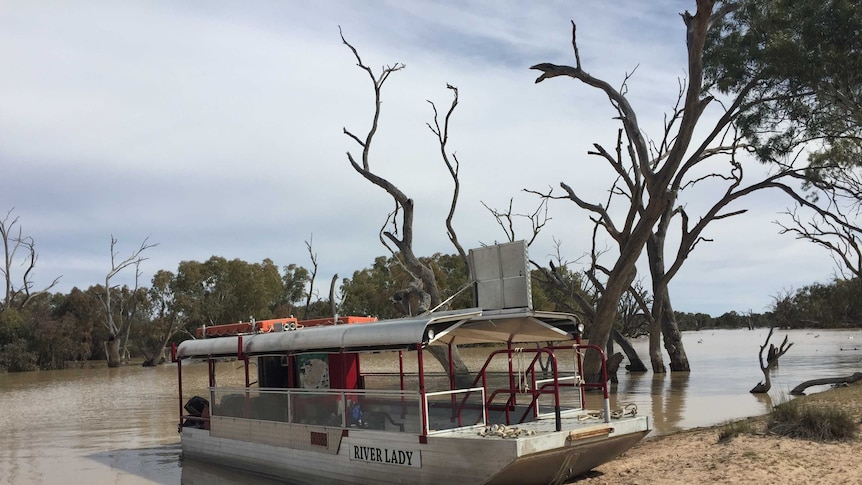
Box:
[751,327,793,393]
[105,337,121,368]
[646,234,667,374]
[660,293,690,371]
[584,263,639,382]
[427,345,472,388]
[613,329,648,372]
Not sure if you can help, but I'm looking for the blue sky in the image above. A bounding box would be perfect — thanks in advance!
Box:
[0,1,836,316]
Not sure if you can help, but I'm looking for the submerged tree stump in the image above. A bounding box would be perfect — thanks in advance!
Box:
[750,327,793,394]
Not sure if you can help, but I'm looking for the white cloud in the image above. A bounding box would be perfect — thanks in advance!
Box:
[0,0,840,316]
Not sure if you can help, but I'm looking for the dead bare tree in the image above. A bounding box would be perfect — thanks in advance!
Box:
[303,236,319,320]
[1,209,60,312]
[529,2,817,379]
[329,273,340,319]
[777,203,862,282]
[340,29,471,384]
[750,326,793,394]
[100,235,156,367]
[428,84,469,268]
[529,7,725,379]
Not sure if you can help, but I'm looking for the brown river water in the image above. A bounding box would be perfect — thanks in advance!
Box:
[1,328,860,484]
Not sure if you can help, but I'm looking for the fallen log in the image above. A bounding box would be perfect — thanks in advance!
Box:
[789,372,862,396]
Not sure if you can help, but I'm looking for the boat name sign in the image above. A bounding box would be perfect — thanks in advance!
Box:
[349,444,421,468]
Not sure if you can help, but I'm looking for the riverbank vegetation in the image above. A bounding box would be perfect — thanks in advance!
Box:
[0,247,859,372]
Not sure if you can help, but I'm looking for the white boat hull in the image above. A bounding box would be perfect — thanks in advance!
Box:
[182,414,650,485]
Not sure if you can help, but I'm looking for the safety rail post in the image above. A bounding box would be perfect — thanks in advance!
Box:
[399,351,406,418]
[502,348,561,430]
[208,358,215,388]
[448,342,457,420]
[417,344,428,436]
[574,335,586,409]
[551,348,561,431]
[341,391,348,428]
[506,341,515,410]
[530,351,539,419]
[571,344,611,423]
[176,350,183,432]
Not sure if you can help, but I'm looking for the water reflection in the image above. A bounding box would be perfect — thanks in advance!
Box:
[0,328,859,484]
[648,373,690,435]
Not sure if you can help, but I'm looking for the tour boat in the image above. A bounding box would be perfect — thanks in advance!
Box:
[172,242,651,484]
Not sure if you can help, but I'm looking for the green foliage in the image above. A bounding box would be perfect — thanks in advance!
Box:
[340,256,399,318]
[430,253,473,309]
[771,279,862,328]
[0,338,37,372]
[714,311,746,328]
[768,398,858,441]
[530,264,591,315]
[340,253,473,318]
[0,307,26,345]
[172,256,285,329]
[280,264,310,316]
[0,294,94,371]
[6,244,854,373]
[674,312,716,331]
[705,0,862,165]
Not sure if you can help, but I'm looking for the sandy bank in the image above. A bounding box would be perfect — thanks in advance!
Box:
[573,381,862,484]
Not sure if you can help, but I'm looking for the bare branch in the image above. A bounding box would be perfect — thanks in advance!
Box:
[427,84,468,266]
[1,208,62,311]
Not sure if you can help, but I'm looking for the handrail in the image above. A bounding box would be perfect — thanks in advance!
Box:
[457,343,611,431]
[424,387,486,430]
[207,386,421,429]
[569,344,611,422]
[457,347,563,432]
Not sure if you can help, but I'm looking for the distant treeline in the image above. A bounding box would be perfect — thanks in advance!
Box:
[2,251,859,372]
[674,278,862,331]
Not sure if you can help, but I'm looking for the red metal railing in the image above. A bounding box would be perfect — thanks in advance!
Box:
[456,343,611,432]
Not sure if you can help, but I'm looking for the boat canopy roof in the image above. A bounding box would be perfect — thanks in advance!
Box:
[175,308,579,359]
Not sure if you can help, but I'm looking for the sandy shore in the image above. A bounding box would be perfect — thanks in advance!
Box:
[573,382,862,484]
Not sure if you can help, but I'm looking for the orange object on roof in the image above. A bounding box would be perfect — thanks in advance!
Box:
[298,316,377,327]
[195,317,300,338]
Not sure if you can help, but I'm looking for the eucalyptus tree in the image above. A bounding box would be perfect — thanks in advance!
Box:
[171,256,284,330]
[137,269,185,366]
[705,0,862,279]
[530,0,811,377]
[280,263,310,317]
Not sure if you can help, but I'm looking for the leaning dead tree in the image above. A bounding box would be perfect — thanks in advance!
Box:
[529,2,812,379]
[529,6,728,379]
[750,326,793,394]
[1,208,61,312]
[340,30,471,385]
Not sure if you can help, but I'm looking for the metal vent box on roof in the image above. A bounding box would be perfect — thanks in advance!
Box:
[469,240,532,311]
